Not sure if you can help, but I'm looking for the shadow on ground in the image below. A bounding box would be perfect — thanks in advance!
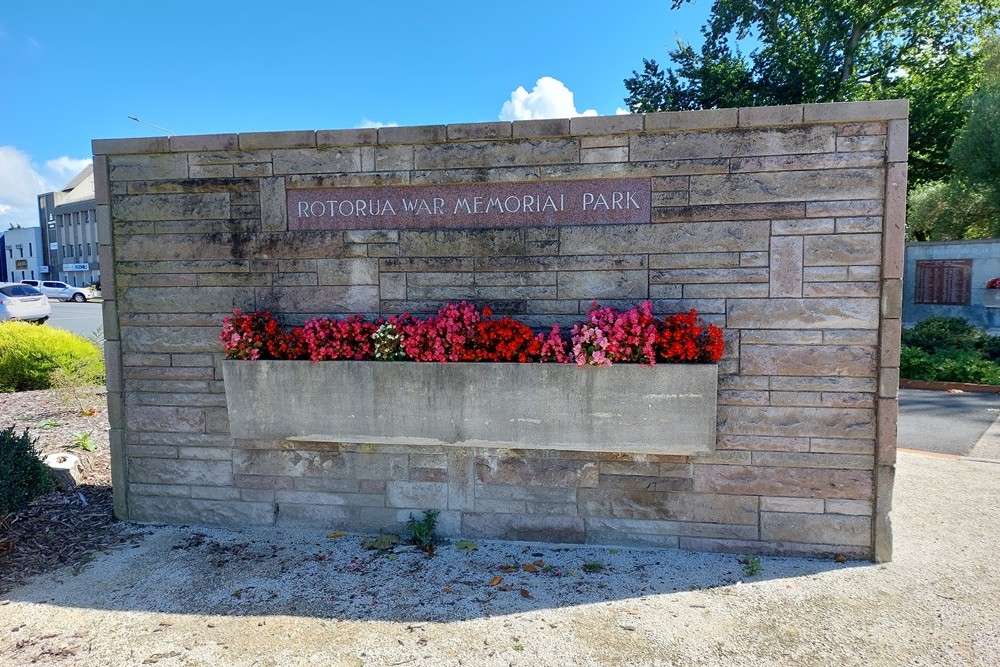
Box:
[5,522,862,623]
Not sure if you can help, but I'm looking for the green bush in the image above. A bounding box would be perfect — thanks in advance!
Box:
[0,426,53,515]
[900,316,985,355]
[0,322,104,393]
[928,349,1000,384]
[900,344,935,380]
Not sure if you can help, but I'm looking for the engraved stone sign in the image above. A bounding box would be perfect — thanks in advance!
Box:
[287,177,651,231]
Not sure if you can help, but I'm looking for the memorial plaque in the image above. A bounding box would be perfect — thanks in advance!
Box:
[915,259,972,305]
[287,177,651,231]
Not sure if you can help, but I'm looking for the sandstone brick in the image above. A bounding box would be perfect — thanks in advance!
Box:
[129,496,274,526]
[825,499,872,516]
[316,128,377,146]
[769,236,803,297]
[94,156,110,205]
[751,451,873,470]
[578,488,758,525]
[644,108,738,131]
[259,177,287,232]
[648,253,740,270]
[273,148,361,175]
[239,130,315,150]
[874,464,894,562]
[414,138,579,170]
[762,511,871,546]
[406,272,475,287]
[740,330,823,345]
[803,282,880,298]
[837,135,886,152]
[738,104,803,126]
[556,270,648,299]
[882,278,903,318]
[742,344,875,377]
[877,398,898,465]
[806,200,883,217]
[111,154,190,181]
[561,221,769,256]
[683,284,770,298]
[879,368,900,399]
[190,164,234,178]
[511,118,571,138]
[888,118,908,163]
[771,218,836,236]
[690,169,884,206]
[129,457,230,486]
[822,330,879,345]
[720,405,875,439]
[730,151,884,173]
[571,114,644,135]
[719,390,770,406]
[400,229,525,257]
[582,135,630,149]
[93,136,170,155]
[316,259,379,285]
[462,513,585,543]
[120,286,253,313]
[475,484,577,504]
[379,273,406,300]
[716,435,810,453]
[476,457,598,488]
[582,146,629,163]
[768,391,822,407]
[880,318,902,368]
[803,99,908,122]
[382,481,448,509]
[114,193,231,222]
[597,475,693,492]
[760,497,824,513]
[654,202,806,223]
[809,438,874,455]
[728,298,878,330]
[631,126,834,162]
[694,464,873,499]
[741,252,770,267]
[378,125,447,145]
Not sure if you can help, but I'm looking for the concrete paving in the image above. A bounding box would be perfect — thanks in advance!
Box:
[898,388,1000,456]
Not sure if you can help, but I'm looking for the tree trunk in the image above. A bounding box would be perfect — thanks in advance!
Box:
[44,453,82,492]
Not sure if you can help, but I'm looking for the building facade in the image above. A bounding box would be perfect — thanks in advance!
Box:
[3,226,45,283]
[903,239,1000,333]
[37,164,101,287]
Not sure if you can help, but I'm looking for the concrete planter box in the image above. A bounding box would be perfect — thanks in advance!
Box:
[222,360,718,455]
[982,289,1000,308]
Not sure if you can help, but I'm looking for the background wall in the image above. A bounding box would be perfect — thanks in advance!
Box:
[903,239,1000,333]
[96,100,907,560]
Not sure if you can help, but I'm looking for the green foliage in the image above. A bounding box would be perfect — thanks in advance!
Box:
[71,431,96,452]
[900,318,1000,384]
[900,316,986,354]
[950,41,1000,208]
[740,555,762,577]
[0,426,54,515]
[581,560,605,573]
[625,1,1000,191]
[406,510,439,554]
[906,179,998,241]
[0,322,104,393]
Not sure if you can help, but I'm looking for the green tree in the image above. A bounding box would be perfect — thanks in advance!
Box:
[907,40,1000,240]
[625,1,1000,185]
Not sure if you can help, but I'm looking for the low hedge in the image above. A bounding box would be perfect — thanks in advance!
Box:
[900,317,1000,385]
[0,322,105,393]
[0,426,53,515]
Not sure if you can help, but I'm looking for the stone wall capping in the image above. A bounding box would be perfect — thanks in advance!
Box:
[317,128,378,147]
[512,118,572,138]
[170,134,239,152]
[238,130,317,150]
[644,108,739,131]
[738,105,804,127]
[570,114,644,136]
[803,99,909,123]
[93,136,171,156]
[446,121,513,142]
[378,124,448,145]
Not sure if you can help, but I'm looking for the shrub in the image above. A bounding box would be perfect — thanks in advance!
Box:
[928,349,1000,384]
[900,317,985,355]
[0,322,105,393]
[0,426,54,515]
[900,344,935,381]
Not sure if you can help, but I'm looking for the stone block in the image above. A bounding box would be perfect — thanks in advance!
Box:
[254,285,378,313]
[125,405,205,433]
[129,496,274,526]
[738,104,803,126]
[771,218,835,235]
[512,118,571,138]
[129,457,231,486]
[648,252,740,270]
[730,151,883,173]
[694,464,873,500]
[462,513,585,543]
[803,233,882,266]
[414,138,579,170]
[825,499,872,516]
[239,130,315,150]
[728,298,879,330]
[259,177,287,232]
[582,146,629,163]
[741,344,875,377]
[316,128,377,146]
[631,126,834,162]
[877,398,898,465]
[804,278,880,298]
[578,488,758,524]
[113,193,230,221]
[769,236,803,297]
[556,270,648,299]
[651,267,767,285]
[170,134,239,152]
[837,135,886,152]
[655,202,806,223]
[446,122,512,141]
[476,457,598,488]
[378,125,447,145]
[94,155,110,205]
[803,99,908,122]
[582,135,630,149]
[120,286,254,313]
[233,449,350,478]
[233,474,295,491]
[93,136,170,155]
[386,481,449,510]
[761,511,871,546]
[809,438,874,455]
[751,452,873,470]
[740,252,770,267]
[316,258,380,285]
[273,148,361,175]
[560,221,769,256]
[720,405,875,439]
[882,278,903,318]
[190,164,234,178]
[400,229,525,257]
[874,464,894,562]
[379,272,406,301]
[571,114,643,135]
[760,497,824,513]
[690,169,884,205]
[644,108,738,131]
[888,118,908,163]
[880,318,902,368]
[806,200,883,218]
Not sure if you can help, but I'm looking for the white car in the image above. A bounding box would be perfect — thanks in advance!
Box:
[21,279,90,302]
[0,283,51,323]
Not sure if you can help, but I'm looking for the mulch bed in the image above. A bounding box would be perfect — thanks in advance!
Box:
[0,387,141,595]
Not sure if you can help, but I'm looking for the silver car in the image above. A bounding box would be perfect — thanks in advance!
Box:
[21,279,90,302]
[0,283,51,323]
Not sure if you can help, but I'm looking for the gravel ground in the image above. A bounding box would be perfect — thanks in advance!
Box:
[1,390,999,666]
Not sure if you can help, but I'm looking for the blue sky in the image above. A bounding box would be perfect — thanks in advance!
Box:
[0,1,710,228]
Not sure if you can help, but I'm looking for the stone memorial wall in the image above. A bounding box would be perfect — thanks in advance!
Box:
[95,100,907,561]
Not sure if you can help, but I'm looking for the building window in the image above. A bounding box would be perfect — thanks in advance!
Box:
[915,259,972,305]
[77,244,82,257]
[87,243,92,257]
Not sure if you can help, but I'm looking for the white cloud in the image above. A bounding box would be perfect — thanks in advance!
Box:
[499,77,599,121]
[358,118,399,129]
[0,146,90,229]
[46,156,92,179]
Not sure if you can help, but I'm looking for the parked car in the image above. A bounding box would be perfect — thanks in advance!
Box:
[0,283,51,323]
[20,279,90,302]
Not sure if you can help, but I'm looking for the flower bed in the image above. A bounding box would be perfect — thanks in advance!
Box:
[221,302,723,455]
